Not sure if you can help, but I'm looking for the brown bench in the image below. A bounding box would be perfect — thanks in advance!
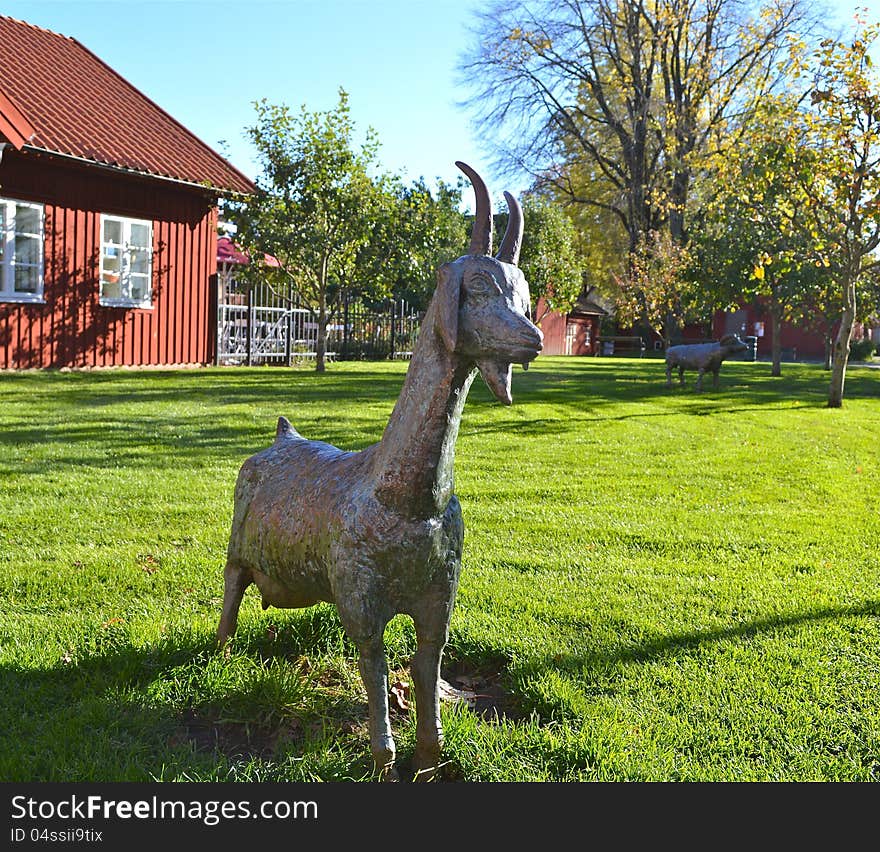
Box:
[596,336,646,357]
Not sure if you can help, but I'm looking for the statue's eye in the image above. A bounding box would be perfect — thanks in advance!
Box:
[466,270,502,297]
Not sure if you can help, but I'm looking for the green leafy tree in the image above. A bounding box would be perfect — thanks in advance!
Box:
[331,175,397,308]
[226,88,385,372]
[318,175,468,316]
[381,177,469,310]
[789,20,880,406]
[794,274,846,370]
[700,94,826,376]
[518,197,584,321]
[613,229,707,347]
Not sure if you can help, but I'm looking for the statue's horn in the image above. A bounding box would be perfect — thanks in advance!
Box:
[496,191,523,265]
[455,160,492,256]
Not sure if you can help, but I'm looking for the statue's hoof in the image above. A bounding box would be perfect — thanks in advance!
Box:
[413,747,443,782]
[372,738,396,780]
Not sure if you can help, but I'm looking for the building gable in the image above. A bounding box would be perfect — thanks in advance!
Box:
[0,15,254,195]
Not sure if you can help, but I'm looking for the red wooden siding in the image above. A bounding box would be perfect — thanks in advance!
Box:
[536,297,602,356]
[0,148,218,369]
[712,306,835,360]
[537,308,566,356]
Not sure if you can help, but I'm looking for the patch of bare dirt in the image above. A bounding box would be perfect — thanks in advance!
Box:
[169,709,304,760]
[387,660,521,724]
[440,666,522,723]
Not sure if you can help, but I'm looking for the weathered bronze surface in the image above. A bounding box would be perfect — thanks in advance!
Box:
[217,162,543,780]
[665,334,748,391]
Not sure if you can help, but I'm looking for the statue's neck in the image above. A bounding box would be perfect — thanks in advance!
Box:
[372,301,475,516]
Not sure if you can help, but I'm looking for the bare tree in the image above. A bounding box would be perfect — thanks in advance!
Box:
[459,0,815,257]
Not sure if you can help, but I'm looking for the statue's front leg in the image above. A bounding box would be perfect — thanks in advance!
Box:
[337,595,396,779]
[410,601,452,781]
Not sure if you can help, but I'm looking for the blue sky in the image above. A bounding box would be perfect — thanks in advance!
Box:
[5,0,493,195]
[4,0,876,208]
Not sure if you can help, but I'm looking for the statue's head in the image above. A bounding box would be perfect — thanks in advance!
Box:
[719,333,749,353]
[432,161,543,405]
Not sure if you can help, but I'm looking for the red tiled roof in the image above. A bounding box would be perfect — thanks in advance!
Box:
[218,236,280,267]
[0,88,35,149]
[218,236,251,266]
[0,16,255,195]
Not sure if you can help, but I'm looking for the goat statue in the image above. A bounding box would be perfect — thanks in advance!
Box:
[216,162,543,780]
[665,334,748,391]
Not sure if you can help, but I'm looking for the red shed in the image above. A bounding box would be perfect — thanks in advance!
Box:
[0,16,255,369]
[536,291,608,356]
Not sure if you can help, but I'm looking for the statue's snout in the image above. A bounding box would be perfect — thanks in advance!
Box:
[514,319,543,362]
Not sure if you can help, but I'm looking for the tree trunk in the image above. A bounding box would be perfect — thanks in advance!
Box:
[770,306,782,377]
[823,331,832,371]
[669,169,688,245]
[315,291,328,373]
[663,311,678,351]
[828,280,856,408]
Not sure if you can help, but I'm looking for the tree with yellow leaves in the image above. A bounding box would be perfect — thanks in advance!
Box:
[698,94,826,377]
[789,18,880,406]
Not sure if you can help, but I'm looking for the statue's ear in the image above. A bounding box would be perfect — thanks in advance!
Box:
[434,263,459,352]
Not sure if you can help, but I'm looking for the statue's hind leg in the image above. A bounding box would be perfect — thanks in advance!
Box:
[217,560,253,645]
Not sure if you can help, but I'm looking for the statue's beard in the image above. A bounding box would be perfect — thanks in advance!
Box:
[476,358,513,405]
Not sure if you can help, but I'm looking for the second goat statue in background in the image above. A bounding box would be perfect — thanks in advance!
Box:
[217,161,543,780]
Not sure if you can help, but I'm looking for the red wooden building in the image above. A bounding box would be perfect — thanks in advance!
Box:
[536,291,609,356]
[714,305,835,361]
[0,16,255,369]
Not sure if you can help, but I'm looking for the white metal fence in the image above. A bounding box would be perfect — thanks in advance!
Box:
[216,273,421,366]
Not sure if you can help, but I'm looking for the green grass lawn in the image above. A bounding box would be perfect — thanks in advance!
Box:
[1,356,878,781]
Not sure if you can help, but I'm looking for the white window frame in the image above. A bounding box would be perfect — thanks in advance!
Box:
[0,197,45,303]
[99,213,153,309]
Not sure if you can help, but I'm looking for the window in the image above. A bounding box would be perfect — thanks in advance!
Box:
[0,198,44,302]
[100,214,153,308]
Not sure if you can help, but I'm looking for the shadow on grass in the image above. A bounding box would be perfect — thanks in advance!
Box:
[448,597,880,730]
[0,605,374,782]
[0,364,410,411]
[460,400,829,440]
[582,598,880,669]
[0,416,384,475]
[0,360,876,473]
[4,596,880,780]
[513,358,879,402]
[473,359,877,423]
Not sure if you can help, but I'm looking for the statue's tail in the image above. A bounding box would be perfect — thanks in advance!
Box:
[275,416,301,442]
